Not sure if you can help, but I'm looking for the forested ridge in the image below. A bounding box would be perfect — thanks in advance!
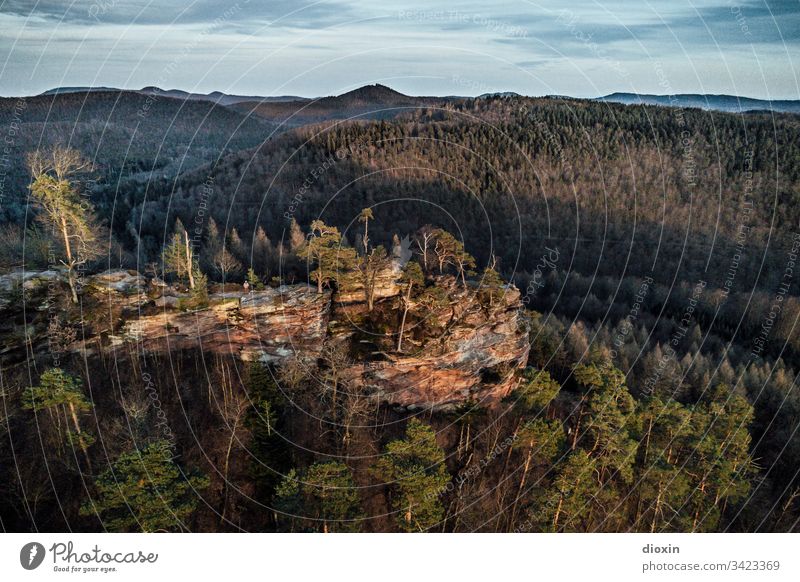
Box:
[1,92,799,532]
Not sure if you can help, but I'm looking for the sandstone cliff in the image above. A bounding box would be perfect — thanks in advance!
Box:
[344,284,529,410]
[0,268,530,410]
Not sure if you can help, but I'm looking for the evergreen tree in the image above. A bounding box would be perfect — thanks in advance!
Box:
[632,397,692,532]
[360,245,391,311]
[27,147,99,303]
[573,363,638,483]
[81,441,209,532]
[515,367,561,412]
[247,267,264,290]
[478,254,504,307]
[296,461,363,532]
[297,220,357,293]
[23,368,94,470]
[685,388,755,531]
[371,419,450,532]
[532,449,597,532]
[509,418,565,528]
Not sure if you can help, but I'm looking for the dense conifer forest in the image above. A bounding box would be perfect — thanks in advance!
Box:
[1,91,799,532]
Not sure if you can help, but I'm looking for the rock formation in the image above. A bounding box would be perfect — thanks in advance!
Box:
[100,285,332,364]
[1,267,530,410]
[341,280,530,410]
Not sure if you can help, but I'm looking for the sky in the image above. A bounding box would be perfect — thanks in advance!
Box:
[0,0,797,99]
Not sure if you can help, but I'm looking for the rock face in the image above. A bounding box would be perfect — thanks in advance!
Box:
[100,286,331,364]
[344,284,530,410]
[1,269,530,410]
[335,259,403,304]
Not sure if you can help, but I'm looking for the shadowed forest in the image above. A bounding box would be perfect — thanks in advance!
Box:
[0,88,799,532]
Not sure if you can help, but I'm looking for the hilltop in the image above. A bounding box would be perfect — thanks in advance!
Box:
[598,92,800,113]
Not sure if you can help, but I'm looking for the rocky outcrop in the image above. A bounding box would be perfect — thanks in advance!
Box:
[335,259,403,304]
[344,284,530,410]
[1,268,530,410]
[92,286,331,364]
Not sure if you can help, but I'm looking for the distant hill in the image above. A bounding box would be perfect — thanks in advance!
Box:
[137,87,306,106]
[231,84,457,127]
[40,86,118,95]
[598,92,800,113]
[39,86,305,106]
[0,90,277,223]
[478,92,521,99]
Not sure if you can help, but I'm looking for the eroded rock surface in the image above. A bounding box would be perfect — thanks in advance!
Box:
[344,285,530,410]
[1,269,530,410]
[101,286,331,364]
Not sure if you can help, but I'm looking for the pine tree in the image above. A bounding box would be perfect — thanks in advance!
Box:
[573,363,638,483]
[478,254,504,307]
[80,441,209,532]
[27,147,99,303]
[23,368,94,470]
[360,245,391,311]
[302,462,363,532]
[371,419,450,532]
[247,267,264,291]
[515,367,561,411]
[297,220,357,293]
[685,387,755,531]
[532,449,597,532]
[632,397,692,532]
[509,418,565,528]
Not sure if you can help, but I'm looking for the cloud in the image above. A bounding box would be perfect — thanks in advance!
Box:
[0,0,355,28]
[0,0,795,99]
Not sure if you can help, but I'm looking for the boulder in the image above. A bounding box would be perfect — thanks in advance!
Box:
[89,269,146,294]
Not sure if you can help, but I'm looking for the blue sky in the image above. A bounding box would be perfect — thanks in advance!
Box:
[0,0,797,98]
